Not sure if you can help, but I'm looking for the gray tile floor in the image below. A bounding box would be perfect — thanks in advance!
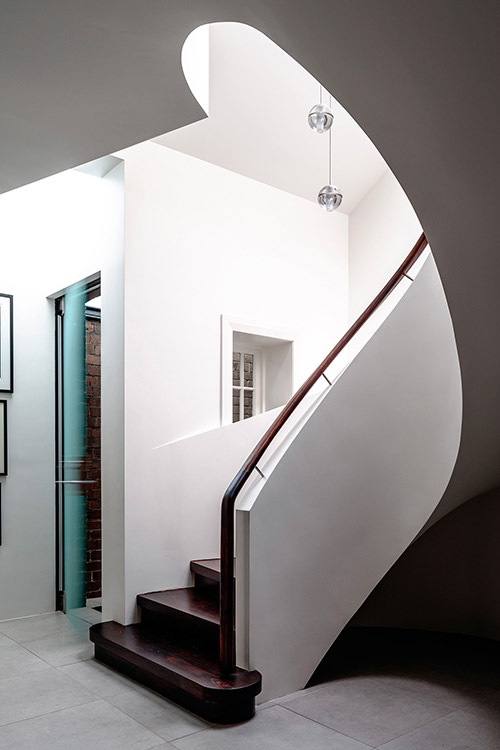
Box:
[0,612,498,749]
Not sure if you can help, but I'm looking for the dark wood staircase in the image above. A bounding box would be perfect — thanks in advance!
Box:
[89,559,262,724]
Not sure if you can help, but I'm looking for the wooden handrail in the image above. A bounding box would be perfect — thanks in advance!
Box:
[220,232,428,673]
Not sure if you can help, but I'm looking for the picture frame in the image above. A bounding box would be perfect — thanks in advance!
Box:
[0,400,6,477]
[0,294,13,393]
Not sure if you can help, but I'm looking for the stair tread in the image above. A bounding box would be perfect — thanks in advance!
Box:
[190,558,221,582]
[90,621,259,693]
[138,587,219,625]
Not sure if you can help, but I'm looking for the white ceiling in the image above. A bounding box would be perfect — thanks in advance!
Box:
[154,23,388,215]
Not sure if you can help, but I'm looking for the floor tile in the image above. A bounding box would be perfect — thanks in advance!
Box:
[283,676,451,746]
[0,615,497,750]
[275,682,342,705]
[259,682,329,711]
[379,708,500,749]
[0,668,96,726]
[368,672,492,710]
[68,606,102,624]
[172,705,371,750]
[449,688,500,723]
[60,659,140,698]
[0,699,165,750]
[0,612,88,644]
[22,627,93,666]
[0,641,50,680]
[108,685,208,741]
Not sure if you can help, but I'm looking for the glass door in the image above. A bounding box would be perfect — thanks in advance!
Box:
[56,278,100,613]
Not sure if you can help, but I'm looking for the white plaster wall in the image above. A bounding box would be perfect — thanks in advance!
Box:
[0,166,124,621]
[118,140,348,623]
[239,256,462,701]
[349,171,422,322]
[147,408,281,593]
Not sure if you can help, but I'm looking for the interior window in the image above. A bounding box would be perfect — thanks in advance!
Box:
[232,349,260,422]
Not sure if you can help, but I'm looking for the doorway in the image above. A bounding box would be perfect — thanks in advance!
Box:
[55,277,102,619]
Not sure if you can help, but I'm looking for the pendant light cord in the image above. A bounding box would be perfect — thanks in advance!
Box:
[328,93,333,184]
[328,126,332,184]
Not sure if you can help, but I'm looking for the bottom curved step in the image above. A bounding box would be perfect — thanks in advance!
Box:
[89,621,261,724]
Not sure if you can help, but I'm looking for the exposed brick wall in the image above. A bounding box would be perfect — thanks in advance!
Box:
[84,317,101,599]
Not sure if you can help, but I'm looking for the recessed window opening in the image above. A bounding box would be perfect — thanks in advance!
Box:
[232,344,262,422]
[222,315,294,425]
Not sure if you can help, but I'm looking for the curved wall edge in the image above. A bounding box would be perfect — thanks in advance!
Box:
[237,255,462,701]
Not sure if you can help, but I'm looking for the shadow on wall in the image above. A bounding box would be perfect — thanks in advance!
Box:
[351,486,500,641]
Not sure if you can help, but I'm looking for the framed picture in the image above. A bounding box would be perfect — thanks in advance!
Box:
[0,401,6,476]
[0,294,13,393]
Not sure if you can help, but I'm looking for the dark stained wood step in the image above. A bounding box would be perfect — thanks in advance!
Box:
[190,558,221,583]
[138,588,220,649]
[138,587,219,626]
[89,621,261,724]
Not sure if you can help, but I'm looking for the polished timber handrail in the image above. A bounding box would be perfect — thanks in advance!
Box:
[220,232,428,673]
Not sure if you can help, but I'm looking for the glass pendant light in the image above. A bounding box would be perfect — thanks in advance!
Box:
[308,104,334,133]
[318,184,343,211]
[317,97,343,212]
[308,85,333,133]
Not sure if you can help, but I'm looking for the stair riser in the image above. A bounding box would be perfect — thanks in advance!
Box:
[194,573,220,595]
[140,608,219,651]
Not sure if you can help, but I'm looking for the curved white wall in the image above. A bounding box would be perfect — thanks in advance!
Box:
[348,170,423,323]
[236,255,462,701]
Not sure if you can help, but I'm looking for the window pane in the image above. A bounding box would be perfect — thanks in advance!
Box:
[244,353,254,387]
[243,388,253,419]
[233,352,241,387]
[232,388,240,423]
